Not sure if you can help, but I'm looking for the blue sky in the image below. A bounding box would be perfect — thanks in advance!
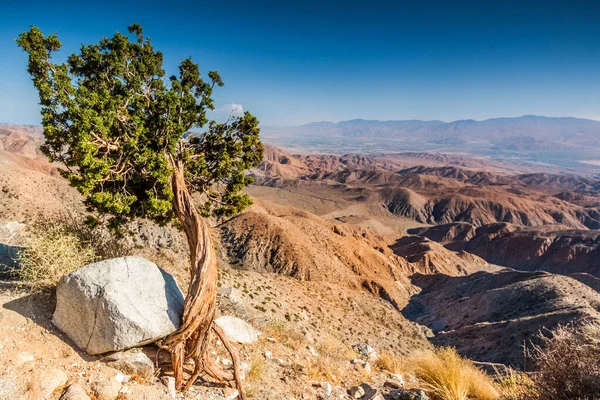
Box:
[1,0,600,126]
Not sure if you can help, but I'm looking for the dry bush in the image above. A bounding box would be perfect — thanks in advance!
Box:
[526,322,600,400]
[244,354,267,398]
[316,334,355,360]
[261,320,305,350]
[15,222,96,291]
[14,216,131,291]
[497,368,537,400]
[376,351,402,374]
[409,347,499,400]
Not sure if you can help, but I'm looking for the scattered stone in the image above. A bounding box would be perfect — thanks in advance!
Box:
[390,389,430,400]
[223,387,239,399]
[389,373,405,386]
[53,256,185,354]
[358,384,384,400]
[105,350,155,380]
[114,373,130,383]
[350,359,366,365]
[222,358,233,366]
[267,337,277,343]
[218,286,245,306]
[239,362,251,380]
[353,343,377,360]
[16,352,34,364]
[264,350,273,360]
[275,358,286,365]
[363,363,371,373]
[307,345,319,357]
[215,316,261,344]
[0,377,19,399]
[384,381,402,389]
[39,368,68,398]
[60,384,91,400]
[349,385,365,398]
[92,380,122,400]
[162,376,176,399]
[321,382,332,397]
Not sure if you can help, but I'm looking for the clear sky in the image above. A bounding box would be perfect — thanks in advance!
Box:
[1,0,600,126]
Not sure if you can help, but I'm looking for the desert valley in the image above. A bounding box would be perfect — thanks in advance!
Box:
[0,119,599,399]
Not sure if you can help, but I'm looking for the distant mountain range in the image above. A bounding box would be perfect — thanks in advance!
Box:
[263,116,600,169]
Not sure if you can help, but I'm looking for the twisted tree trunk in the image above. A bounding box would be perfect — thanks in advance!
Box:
[160,157,245,398]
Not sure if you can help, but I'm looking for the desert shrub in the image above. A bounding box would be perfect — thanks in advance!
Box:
[14,222,96,291]
[375,351,402,374]
[526,322,600,400]
[14,216,132,291]
[261,320,305,350]
[497,368,537,400]
[409,347,499,400]
[244,354,267,398]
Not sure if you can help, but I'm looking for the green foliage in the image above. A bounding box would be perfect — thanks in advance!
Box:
[16,24,263,231]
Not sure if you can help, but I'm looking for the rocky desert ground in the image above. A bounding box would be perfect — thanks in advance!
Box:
[0,123,599,399]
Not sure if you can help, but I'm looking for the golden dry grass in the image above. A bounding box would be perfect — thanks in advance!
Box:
[14,223,96,291]
[261,320,305,350]
[375,351,402,374]
[244,354,267,398]
[408,347,499,400]
[496,368,537,400]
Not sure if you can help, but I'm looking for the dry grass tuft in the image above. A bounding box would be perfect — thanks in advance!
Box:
[261,320,305,350]
[496,368,537,400]
[244,354,267,398]
[408,347,499,400]
[526,322,600,400]
[14,222,96,291]
[13,216,131,291]
[316,334,355,360]
[375,351,402,374]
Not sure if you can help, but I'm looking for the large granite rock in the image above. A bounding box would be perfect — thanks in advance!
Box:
[53,256,184,354]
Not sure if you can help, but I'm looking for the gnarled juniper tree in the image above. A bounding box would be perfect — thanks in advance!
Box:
[17,24,263,397]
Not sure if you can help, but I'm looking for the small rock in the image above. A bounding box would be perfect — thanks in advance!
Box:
[222,358,232,366]
[215,316,261,344]
[359,384,384,400]
[162,376,176,399]
[239,362,251,380]
[321,382,332,396]
[92,380,122,400]
[384,381,402,389]
[39,368,68,398]
[390,373,405,386]
[264,350,273,360]
[353,343,377,360]
[17,352,35,364]
[119,385,133,395]
[307,345,319,357]
[350,359,366,365]
[0,377,19,399]
[349,385,365,398]
[390,389,430,400]
[275,358,286,365]
[218,286,245,306]
[267,337,277,343]
[223,387,239,399]
[60,384,91,400]
[105,350,154,380]
[114,373,130,383]
[363,363,371,373]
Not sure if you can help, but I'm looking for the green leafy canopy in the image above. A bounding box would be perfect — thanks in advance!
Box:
[16,24,263,232]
